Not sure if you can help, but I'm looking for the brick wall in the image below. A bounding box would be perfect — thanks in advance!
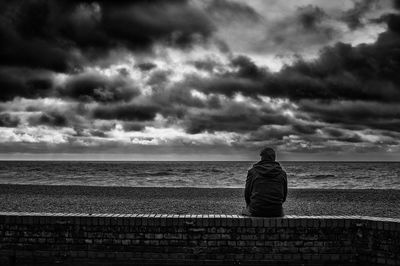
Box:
[0,212,399,265]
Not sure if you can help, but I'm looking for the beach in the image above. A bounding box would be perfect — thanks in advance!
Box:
[0,184,399,218]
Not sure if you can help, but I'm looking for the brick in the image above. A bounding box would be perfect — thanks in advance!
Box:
[177,215,186,226]
[288,218,297,227]
[205,215,213,227]
[158,214,167,227]
[239,217,246,227]
[2,213,400,265]
[215,215,222,227]
[221,215,227,227]
[172,215,179,226]
[207,234,220,240]
[263,218,271,227]
[275,218,284,228]
[243,217,251,227]
[254,217,264,227]
[231,216,240,227]
[166,215,174,227]
[220,234,230,240]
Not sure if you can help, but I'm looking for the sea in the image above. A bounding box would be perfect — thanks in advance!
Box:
[0,161,398,189]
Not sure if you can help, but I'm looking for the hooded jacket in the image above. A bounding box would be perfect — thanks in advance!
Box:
[245,153,287,215]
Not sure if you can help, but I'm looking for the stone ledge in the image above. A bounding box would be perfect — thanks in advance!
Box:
[0,212,399,231]
[0,212,399,265]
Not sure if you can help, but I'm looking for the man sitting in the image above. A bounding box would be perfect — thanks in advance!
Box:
[242,147,287,217]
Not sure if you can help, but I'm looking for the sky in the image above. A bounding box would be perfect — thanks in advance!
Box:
[0,0,400,161]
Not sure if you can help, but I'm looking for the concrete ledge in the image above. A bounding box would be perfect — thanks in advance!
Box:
[0,212,399,265]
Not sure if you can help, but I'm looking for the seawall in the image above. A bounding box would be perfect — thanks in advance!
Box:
[0,212,399,265]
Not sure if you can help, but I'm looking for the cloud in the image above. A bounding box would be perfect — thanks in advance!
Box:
[92,103,159,121]
[28,111,69,127]
[99,0,214,50]
[191,58,224,73]
[136,62,157,72]
[300,100,400,132]
[185,15,400,104]
[230,55,267,79]
[0,113,20,127]
[208,0,391,71]
[296,5,327,30]
[0,0,215,72]
[258,5,341,55]
[322,128,364,143]
[341,0,380,29]
[183,102,290,134]
[0,68,53,101]
[206,0,262,23]
[59,72,140,103]
[172,13,400,137]
[274,22,400,102]
[246,125,294,142]
[1,0,400,158]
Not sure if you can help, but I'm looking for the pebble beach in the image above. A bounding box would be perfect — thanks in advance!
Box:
[0,184,399,218]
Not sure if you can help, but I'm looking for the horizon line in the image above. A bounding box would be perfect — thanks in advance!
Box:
[0,159,399,162]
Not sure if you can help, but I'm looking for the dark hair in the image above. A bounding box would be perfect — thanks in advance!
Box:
[260,147,276,161]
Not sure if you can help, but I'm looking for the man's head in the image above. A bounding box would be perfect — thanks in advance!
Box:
[260,147,276,161]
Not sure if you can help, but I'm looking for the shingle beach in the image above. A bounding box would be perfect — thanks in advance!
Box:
[0,184,399,218]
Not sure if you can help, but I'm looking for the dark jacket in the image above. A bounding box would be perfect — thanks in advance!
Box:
[245,160,287,216]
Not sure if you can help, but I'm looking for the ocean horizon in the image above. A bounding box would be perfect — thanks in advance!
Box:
[0,161,399,190]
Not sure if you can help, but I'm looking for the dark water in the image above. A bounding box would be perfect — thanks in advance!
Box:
[0,161,399,189]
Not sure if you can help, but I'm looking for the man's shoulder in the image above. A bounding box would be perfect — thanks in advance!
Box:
[247,166,258,178]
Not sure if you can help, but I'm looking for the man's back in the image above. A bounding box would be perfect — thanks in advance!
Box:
[244,148,287,217]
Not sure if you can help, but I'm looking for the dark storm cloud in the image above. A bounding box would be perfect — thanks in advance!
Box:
[323,128,364,143]
[0,0,216,104]
[258,4,339,54]
[174,11,400,135]
[206,0,262,23]
[28,112,69,127]
[246,120,324,143]
[147,70,172,89]
[97,0,214,50]
[184,74,261,98]
[89,130,107,138]
[149,80,224,112]
[0,68,53,101]
[122,122,145,132]
[0,1,81,72]
[395,0,400,10]
[275,25,400,102]
[300,100,400,132]
[0,113,20,127]
[186,12,400,103]
[231,55,267,79]
[136,62,157,72]
[59,73,140,103]
[181,55,269,97]
[183,103,290,134]
[191,58,224,73]
[0,0,215,72]
[92,104,159,121]
[291,123,319,135]
[341,0,379,29]
[1,0,400,158]
[152,88,205,110]
[296,5,326,30]
[376,13,400,33]
[246,126,293,142]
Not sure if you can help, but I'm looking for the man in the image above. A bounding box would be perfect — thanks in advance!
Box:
[242,147,287,217]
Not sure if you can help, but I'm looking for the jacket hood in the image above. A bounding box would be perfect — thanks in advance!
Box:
[253,160,283,177]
